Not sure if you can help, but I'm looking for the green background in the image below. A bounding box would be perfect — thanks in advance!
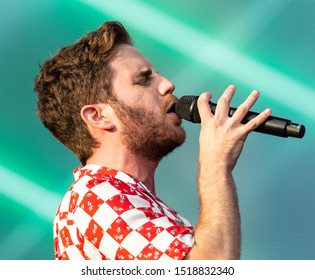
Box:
[1,0,314,259]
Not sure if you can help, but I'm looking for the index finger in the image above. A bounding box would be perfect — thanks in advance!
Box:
[197,92,213,123]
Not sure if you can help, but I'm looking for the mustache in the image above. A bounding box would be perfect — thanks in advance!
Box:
[162,94,179,112]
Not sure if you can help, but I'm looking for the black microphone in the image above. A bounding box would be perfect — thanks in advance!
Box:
[175,95,306,138]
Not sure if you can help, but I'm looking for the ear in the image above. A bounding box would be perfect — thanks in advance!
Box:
[80,104,115,130]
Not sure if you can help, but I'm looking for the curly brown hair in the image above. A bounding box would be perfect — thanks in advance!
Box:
[34,21,133,165]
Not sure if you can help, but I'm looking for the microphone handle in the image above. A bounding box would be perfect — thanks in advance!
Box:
[188,98,305,138]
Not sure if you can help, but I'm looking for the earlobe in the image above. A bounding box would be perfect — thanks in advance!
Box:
[101,115,116,130]
[80,105,115,130]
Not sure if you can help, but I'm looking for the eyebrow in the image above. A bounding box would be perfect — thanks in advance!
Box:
[132,68,153,82]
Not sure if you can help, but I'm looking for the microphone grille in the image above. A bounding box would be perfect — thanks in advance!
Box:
[175,95,200,123]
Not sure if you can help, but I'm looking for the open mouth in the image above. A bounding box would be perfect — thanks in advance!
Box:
[166,102,177,114]
[165,101,182,124]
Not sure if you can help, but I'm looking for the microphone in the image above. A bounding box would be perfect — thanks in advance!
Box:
[175,95,306,138]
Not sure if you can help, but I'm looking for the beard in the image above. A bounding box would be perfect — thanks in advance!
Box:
[110,97,186,162]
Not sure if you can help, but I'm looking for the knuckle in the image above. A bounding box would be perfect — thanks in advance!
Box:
[197,92,210,105]
[247,120,258,131]
[218,96,229,106]
[212,118,224,128]
[236,104,248,115]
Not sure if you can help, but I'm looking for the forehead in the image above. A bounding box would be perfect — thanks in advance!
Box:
[109,45,153,75]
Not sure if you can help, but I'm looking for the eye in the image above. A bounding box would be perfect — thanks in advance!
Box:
[136,75,151,86]
[133,69,153,86]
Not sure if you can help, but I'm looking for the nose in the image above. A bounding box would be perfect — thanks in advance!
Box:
[159,75,175,96]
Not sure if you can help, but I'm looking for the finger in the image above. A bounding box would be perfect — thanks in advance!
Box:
[215,85,237,120]
[232,89,260,122]
[243,108,272,133]
[197,92,213,123]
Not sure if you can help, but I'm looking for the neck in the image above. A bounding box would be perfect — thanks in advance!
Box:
[86,147,158,194]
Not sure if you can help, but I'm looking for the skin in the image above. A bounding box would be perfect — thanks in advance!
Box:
[80,44,272,259]
[186,87,271,259]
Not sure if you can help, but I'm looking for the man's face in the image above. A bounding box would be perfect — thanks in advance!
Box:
[108,44,186,161]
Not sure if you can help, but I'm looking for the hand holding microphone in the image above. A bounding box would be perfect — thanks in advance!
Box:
[175,88,305,139]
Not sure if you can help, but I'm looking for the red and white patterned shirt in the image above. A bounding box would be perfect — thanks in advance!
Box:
[54,164,194,260]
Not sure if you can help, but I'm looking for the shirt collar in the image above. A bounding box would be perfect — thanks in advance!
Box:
[73,164,140,187]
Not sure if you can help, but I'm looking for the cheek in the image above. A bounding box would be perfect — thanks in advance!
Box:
[111,77,133,100]
[139,98,163,115]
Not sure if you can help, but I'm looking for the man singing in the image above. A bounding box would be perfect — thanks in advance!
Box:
[34,21,271,260]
